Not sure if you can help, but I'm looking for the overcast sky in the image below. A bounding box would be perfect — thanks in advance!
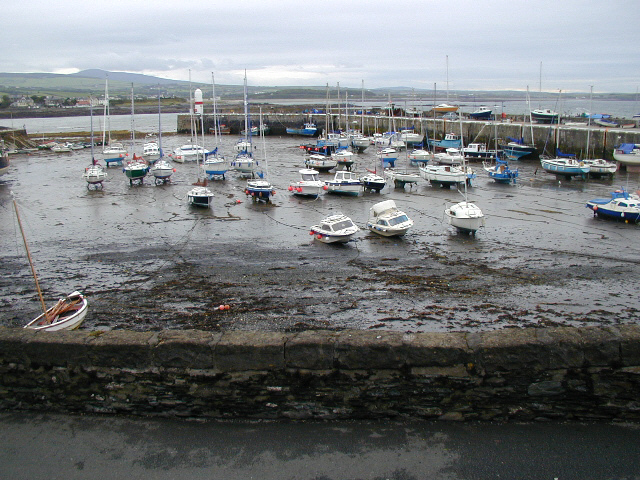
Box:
[4,0,639,93]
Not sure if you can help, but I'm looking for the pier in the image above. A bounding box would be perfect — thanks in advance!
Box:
[178,112,640,162]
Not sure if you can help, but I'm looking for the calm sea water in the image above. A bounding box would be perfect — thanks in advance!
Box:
[0,99,637,135]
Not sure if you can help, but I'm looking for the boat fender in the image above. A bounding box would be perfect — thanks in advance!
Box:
[271,190,276,195]
[288,186,293,191]
[323,185,328,190]
[309,230,315,235]
[316,234,323,239]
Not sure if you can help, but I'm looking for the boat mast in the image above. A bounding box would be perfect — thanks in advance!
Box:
[13,200,48,318]
[211,73,219,146]
[157,85,163,159]
[361,80,365,134]
[102,76,109,148]
[446,55,449,103]
[90,97,95,164]
[586,85,593,158]
[243,71,249,144]
[130,83,135,155]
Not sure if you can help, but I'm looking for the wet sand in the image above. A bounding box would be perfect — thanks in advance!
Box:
[1,134,639,332]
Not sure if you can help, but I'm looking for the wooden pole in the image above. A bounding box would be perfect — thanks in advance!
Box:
[13,200,48,318]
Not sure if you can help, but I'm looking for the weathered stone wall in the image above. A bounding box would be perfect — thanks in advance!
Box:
[1,326,639,421]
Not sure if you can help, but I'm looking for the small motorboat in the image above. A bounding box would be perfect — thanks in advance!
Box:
[325,170,362,196]
[245,179,276,202]
[360,172,386,193]
[408,148,432,165]
[586,189,640,223]
[310,214,360,244]
[188,186,214,208]
[384,169,420,189]
[583,158,617,178]
[332,149,355,171]
[24,291,89,331]
[172,143,206,163]
[376,147,398,168]
[304,153,337,172]
[289,169,326,198]
[367,200,413,237]
[419,164,469,188]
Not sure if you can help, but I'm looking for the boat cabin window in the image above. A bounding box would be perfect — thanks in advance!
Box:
[332,220,354,230]
[389,215,409,226]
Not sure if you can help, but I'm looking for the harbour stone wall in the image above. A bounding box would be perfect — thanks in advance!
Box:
[1,326,640,421]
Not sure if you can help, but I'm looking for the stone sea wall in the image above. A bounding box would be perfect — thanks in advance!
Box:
[1,326,640,421]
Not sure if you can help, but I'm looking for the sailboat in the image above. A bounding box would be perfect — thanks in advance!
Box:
[123,84,149,185]
[187,87,214,208]
[203,73,229,180]
[83,99,108,189]
[150,92,175,184]
[245,108,276,202]
[173,71,206,163]
[100,76,128,167]
[231,72,257,176]
[444,118,486,234]
[13,199,89,331]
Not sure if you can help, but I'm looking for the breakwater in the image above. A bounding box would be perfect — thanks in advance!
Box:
[178,113,640,161]
[2,326,639,421]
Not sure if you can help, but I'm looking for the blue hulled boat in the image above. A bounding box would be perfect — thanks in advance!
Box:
[586,189,640,222]
[483,157,518,184]
[286,122,318,137]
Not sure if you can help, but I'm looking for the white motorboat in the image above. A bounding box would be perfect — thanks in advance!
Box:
[172,143,206,163]
[151,159,175,184]
[310,213,360,244]
[187,185,214,208]
[399,128,423,144]
[384,169,420,188]
[235,138,252,152]
[445,201,486,234]
[419,163,467,187]
[289,168,326,197]
[325,170,362,196]
[433,148,464,165]
[304,153,337,172]
[408,148,432,165]
[583,158,617,178]
[367,200,413,237]
[586,188,640,222]
[360,172,386,193]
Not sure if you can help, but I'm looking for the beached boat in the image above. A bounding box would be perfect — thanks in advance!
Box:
[376,147,398,168]
[142,134,161,163]
[428,132,462,151]
[360,172,386,193]
[304,153,337,172]
[499,137,538,160]
[483,157,518,184]
[13,199,89,331]
[586,189,640,222]
[245,109,275,202]
[187,185,214,208]
[232,73,257,176]
[594,118,619,128]
[172,143,206,163]
[583,158,617,178]
[0,144,9,176]
[540,157,590,179]
[445,200,485,234]
[419,163,467,187]
[310,214,359,244]
[367,200,413,237]
[150,94,174,184]
[469,107,492,120]
[82,104,107,189]
[399,128,423,144]
[286,122,318,136]
[613,144,640,166]
[531,108,559,124]
[325,170,362,196]
[462,143,499,160]
[408,148,432,165]
[432,103,459,113]
[123,86,149,185]
[433,148,464,165]
[24,291,89,331]
[289,168,326,197]
[100,79,128,166]
[332,149,355,170]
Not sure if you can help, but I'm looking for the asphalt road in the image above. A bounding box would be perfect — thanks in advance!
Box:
[1,412,639,480]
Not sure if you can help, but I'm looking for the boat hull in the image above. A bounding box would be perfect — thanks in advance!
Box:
[188,187,214,207]
[24,291,88,331]
[540,159,590,178]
